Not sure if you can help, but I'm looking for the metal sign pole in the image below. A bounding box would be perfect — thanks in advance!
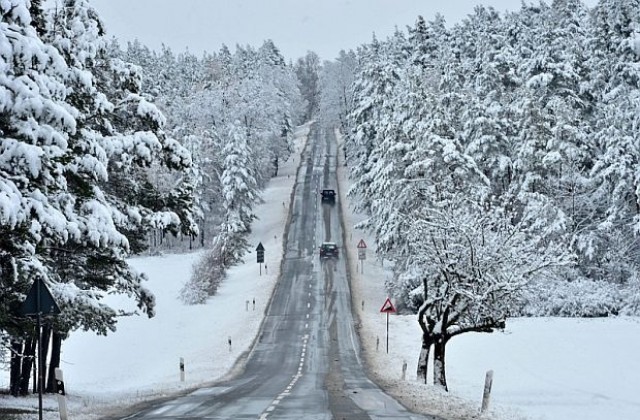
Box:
[37,283,43,420]
[379,297,396,355]
[386,312,389,353]
[256,243,265,275]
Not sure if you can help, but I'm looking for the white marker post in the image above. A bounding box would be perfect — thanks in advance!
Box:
[180,358,185,382]
[481,370,494,413]
[55,368,68,420]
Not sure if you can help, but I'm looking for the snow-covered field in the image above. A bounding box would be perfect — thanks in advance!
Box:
[2,125,640,420]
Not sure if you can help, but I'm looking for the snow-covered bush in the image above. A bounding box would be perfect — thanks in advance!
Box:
[620,275,640,315]
[520,278,623,317]
[180,235,227,304]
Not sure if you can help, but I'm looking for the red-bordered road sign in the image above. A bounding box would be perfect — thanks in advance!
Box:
[380,297,396,313]
[357,239,367,249]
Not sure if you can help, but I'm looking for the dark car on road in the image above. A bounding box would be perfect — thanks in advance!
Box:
[319,242,339,259]
[320,189,336,204]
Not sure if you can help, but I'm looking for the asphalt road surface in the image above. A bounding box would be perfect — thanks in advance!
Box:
[116,126,432,419]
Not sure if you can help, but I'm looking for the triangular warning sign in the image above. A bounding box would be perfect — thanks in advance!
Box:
[19,278,60,317]
[379,297,396,313]
[357,239,367,249]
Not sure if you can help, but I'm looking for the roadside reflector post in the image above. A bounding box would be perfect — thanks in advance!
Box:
[55,368,68,420]
[180,358,185,382]
[481,370,494,413]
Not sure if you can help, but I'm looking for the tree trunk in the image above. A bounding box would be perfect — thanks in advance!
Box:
[46,331,63,393]
[40,324,52,392]
[416,331,432,384]
[199,219,205,247]
[9,339,23,397]
[19,334,37,395]
[433,335,448,391]
[417,277,433,383]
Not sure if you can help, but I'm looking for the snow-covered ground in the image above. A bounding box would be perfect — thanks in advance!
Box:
[2,125,640,420]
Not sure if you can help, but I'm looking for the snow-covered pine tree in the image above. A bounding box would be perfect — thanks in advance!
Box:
[295,51,321,121]
[256,40,298,177]
[1,0,81,394]
[43,0,195,315]
[1,0,197,395]
[318,49,357,131]
[347,33,408,218]
[181,121,258,302]
[219,121,258,264]
[458,6,518,198]
[586,0,640,286]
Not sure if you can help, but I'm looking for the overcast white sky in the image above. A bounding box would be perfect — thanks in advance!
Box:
[89,0,599,61]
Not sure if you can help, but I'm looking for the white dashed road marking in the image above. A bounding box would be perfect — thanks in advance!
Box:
[260,335,310,419]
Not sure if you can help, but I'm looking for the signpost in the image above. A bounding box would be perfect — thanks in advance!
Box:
[19,278,61,420]
[379,297,396,353]
[256,242,265,275]
[357,239,367,274]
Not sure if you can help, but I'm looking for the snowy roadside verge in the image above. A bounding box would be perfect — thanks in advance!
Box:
[0,123,311,420]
